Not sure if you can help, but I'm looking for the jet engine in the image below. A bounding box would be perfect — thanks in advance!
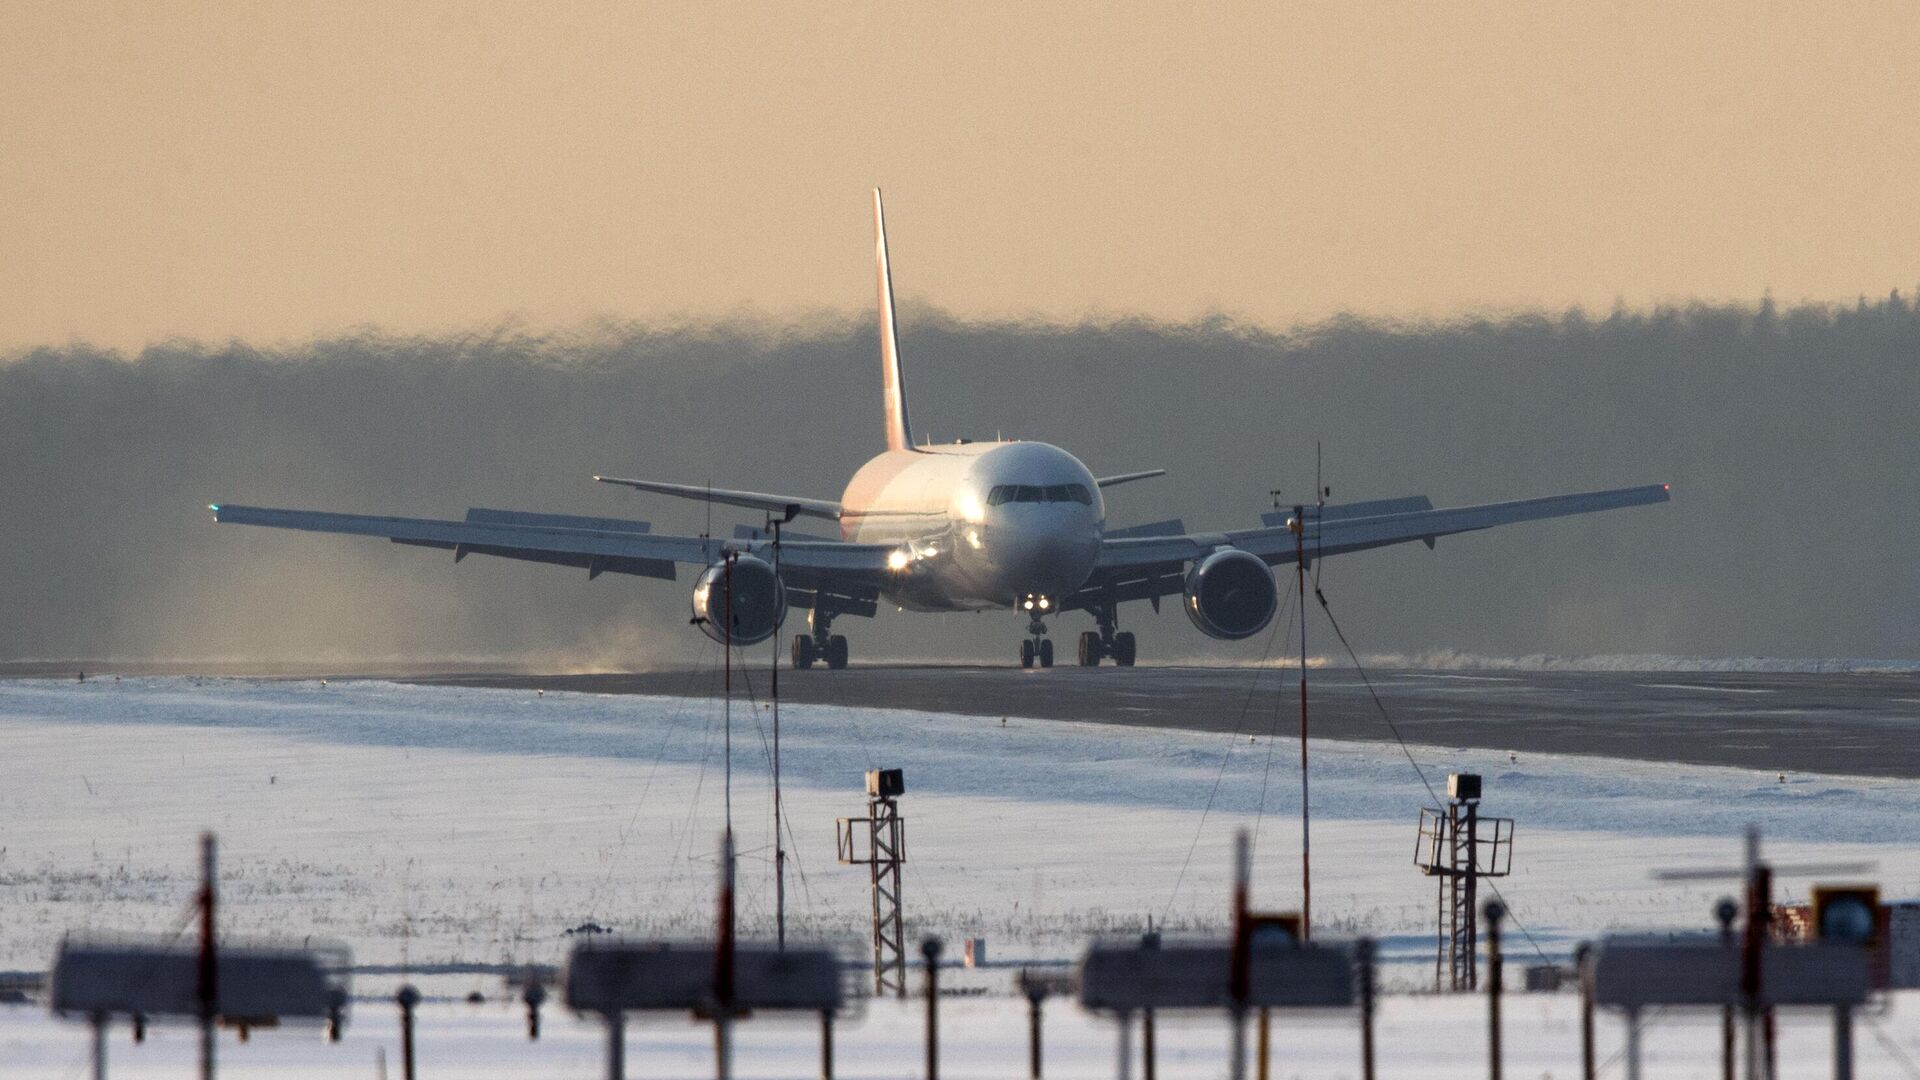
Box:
[1182,549,1278,640]
[691,555,788,646]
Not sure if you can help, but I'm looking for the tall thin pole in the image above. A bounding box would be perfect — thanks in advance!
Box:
[772,521,786,951]
[716,830,736,1080]
[1293,506,1311,940]
[198,831,217,1080]
[723,553,734,839]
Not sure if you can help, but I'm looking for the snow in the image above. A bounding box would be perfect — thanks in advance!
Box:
[3,675,1918,1076]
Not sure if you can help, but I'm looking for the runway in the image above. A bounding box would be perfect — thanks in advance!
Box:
[414,664,1920,779]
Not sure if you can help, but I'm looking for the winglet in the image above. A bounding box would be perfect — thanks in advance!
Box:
[874,189,915,452]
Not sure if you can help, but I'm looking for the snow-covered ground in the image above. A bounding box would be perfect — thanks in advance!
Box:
[3,676,1918,1076]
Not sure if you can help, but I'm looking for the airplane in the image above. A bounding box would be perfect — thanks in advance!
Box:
[210,190,1671,670]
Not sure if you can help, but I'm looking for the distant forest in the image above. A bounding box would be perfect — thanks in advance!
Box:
[4,292,1916,664]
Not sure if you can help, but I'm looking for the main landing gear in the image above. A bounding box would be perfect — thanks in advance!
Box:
[791,607,848,670]
[1019,612,1054,669]
[1076,605,1136,667]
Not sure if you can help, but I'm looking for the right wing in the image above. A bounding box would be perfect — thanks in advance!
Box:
[209,504,895,592]
[591,475,842,522]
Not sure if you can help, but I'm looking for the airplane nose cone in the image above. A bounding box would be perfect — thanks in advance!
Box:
[990,521,1098,596]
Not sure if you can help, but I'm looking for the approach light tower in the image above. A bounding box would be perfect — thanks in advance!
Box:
[1414,773,1514,991]
[838,768,908,998]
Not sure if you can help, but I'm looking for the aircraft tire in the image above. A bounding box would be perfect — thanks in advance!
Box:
[1078,631,1102,666]
[1038,638,1054,667]
[1020,640,1035,668]
[1114,632,1137,667]
[792,634,815,670]
[827,635,850,670]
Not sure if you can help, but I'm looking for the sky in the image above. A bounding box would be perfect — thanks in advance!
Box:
[5,2,1920,353]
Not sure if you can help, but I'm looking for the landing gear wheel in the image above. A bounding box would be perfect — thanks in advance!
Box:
[1020,639,1036,668]
[792,634,816,670]
[827,634,850,670]
[1078,631,1102,666]
[1038,638,1054,667]
[1113,631,1137,667]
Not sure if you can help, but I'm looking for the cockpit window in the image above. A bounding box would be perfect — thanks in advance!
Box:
[987,483,1093,506]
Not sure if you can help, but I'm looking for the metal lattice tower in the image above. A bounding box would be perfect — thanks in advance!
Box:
[1415,773,1513,991]
[838,769,908,998]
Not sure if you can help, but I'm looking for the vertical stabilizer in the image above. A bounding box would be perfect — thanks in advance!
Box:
[874,189,915,452]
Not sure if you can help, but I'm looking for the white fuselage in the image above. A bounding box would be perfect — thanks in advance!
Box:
[840,441,1104,611]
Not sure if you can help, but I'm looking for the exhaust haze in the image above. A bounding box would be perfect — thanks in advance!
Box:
[6,297,1917,667]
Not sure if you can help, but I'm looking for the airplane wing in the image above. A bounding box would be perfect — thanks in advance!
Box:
[1094,469,1167,489]
[209,504,895,604]
[1064,483,1670,612]
[592,475,842,522]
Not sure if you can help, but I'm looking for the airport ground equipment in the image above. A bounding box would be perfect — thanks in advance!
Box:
[1415,772,1513,990]
[837,768,908,998]
[1651,827,1880,1080]
[48,832,349,1080]
[1590,934,1868,1080]
[51,936,350,1080]
[566,942,842,1080]
[1079,830,1369,1080]
[1017,968,1076,1079]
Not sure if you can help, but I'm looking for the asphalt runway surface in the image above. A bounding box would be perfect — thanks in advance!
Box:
[413,664,1920,779]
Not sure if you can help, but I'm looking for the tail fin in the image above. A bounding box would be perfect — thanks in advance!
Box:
[874,188,915,452]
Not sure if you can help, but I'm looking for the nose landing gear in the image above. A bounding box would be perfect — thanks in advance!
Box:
[1020,612,1054,668]
[1076,605,1136,667]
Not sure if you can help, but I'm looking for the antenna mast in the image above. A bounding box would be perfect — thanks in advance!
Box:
[771,519,787,950]
[1293,505,1312,940]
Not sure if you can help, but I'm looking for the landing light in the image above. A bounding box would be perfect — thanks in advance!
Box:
[1039,597,1051,610]
[887,549,911,571]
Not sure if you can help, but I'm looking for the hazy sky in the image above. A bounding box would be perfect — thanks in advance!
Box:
[5,2,1918,352]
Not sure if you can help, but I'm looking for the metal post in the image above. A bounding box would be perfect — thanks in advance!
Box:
[1257,1008,1271,1080]
[922,937,943,1080]
[524,982,545,1041]
[1229,830,1250,1080]
[1139,920,1161,1077]
[821,1011,834,1080]
[1143,1008,1156,1080]
[395,985,420,1080]
[1577,945,1595,1080]
[1485,900,1505,1080]
[771,520,786,952]
[715,831,736,1080]
[1833,1005,1853,1080]
[1025,979,1044,1080]
[1293,507,1311,939]
[1716,898,1738,1080]
[91,1012,107,1080]
[1117,1011,1133,1080]
[1358,938,1377,1080]
[605,1012,625,1080]
[198,832,217,1080]
[1625,1007,1642,1080]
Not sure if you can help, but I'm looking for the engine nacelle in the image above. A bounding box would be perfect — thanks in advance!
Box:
[1183,549,1278,640]
[691,555,788,646]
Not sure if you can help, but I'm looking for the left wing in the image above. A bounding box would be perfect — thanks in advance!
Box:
[1095,469,1166,488]
[1066,483,1670,612]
